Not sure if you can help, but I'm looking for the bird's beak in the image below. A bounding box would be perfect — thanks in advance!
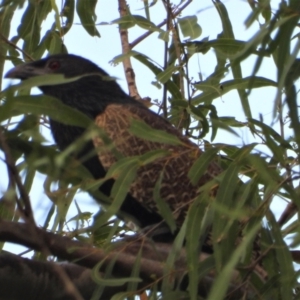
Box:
[5,63,47,80]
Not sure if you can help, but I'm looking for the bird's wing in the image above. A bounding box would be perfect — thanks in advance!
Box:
[93,103,221,224]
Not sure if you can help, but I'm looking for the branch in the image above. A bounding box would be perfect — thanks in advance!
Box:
[0,33,33,61]
[0,220,265,298]
[0,253,126,300]
[118,0,141,101]
[0,128,35,224]
[130,0,193,49]
[0,130,84,300]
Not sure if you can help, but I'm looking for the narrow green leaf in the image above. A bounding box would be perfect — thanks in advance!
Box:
[61,0,75,35]
[76,0,100,37]
[186,192,213,300]
[92,258,141,286]
[7,95,92,128]
[162,217,187,292]
[192,76,277,105]
[214,0,253,121]
[96,162,138,227]
[207,223,261,300]
[112,14,163,33]
[249,118,292,150]
[246,154,279,187]
[3,73,93,94]
[188,148,220,186]
[48,31,64,55]
[212,163,240,271]
[153,171,177,233]
[127,247,142,292]
[131,14,162,31]
[187,104,209,138]
[128,119,184,146]
[133,53,181,99]
[138,149,170,165]
[106,157,138,178]
[111,15,135,29]
[267,210,295,300]
[156,64,179,84]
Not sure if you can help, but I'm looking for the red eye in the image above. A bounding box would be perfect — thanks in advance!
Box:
[48,61,60,70]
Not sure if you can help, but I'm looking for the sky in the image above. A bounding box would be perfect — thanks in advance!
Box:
[1,0,290,254]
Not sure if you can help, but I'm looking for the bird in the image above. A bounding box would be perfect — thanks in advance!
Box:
[5,54,223,238]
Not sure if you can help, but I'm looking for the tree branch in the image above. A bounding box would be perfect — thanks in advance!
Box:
[118,0,141,101]
[0,220,265,298]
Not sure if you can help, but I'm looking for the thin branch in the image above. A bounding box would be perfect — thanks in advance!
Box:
[0,128,35,224]
[161,0,172,119]
[0,129,83,300]
[162,0,189,131]
[118,0,141,101]
[0,33,33,61]
[130,0,193,49]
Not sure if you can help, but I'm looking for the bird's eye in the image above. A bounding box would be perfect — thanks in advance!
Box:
[48,61,60,71]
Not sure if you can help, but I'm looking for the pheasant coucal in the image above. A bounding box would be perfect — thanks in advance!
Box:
[5,54,223,236]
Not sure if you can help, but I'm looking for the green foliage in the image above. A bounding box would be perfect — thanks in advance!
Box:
[1,0,300,299]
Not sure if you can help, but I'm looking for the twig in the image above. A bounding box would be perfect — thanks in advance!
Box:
[0,128,35,223]
[161,0,172,118]
[0,33,33,61]
[118,0,141,101]
[130,0,193,49]
[162,0,189,131]
[0,129,83,300]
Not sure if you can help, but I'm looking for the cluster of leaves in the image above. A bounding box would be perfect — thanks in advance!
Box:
[1,0,300,299]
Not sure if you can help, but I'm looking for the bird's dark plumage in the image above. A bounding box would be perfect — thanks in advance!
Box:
[5,54,222,231]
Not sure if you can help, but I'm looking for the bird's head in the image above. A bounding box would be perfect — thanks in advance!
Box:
[5,54,133,116]
[5,54,106,80]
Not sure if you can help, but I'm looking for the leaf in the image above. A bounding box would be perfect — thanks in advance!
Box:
[133,53,182,99]
[207,222,262,300]
[4,94,92,128]
[92,259,141,286]
[112,14,164,33]
[187,104,209,138]
[111,15,135,29]
[48,31,65,55]
[267,210,295,300]
[156,64,179,84]
[76,0,100,37]
[246,154,279,188]
[127,245,142,293]
[128,119,184,146]
[158,30,169,42]
[178,16,202,40]
[153,171,177,233]
[61,0,75,35]
[212,163,240,271]
[249,118,292,149]
[106,157,138,178]
[192,76,277,105]
[95,162,138,227]
[186,192,213,300]
[184,39,253,56]
[138,149,170,165]
[214,0,253,121]
[162,217,187,293]
[188,148,220,186]
[111,50,182,99]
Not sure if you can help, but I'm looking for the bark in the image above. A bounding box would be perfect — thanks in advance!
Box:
[0,220,265,299]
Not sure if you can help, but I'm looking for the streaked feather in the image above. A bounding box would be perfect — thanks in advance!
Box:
[93,103,223,226]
